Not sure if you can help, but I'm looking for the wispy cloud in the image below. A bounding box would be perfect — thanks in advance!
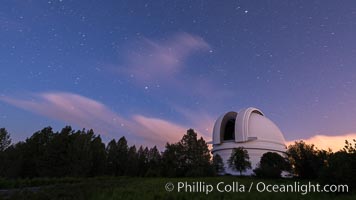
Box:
[0,92,195,147]
[286,133,356,151]
[132,115,186,144]
[0,92,130,136]
[1,33,229,147]
[123,32,211,82]
[117,32,233,101]
[114,32,233,122]
[173,106,215,138]
[5,92,355,151]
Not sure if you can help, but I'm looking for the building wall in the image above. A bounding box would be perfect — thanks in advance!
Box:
[212,141,286,175]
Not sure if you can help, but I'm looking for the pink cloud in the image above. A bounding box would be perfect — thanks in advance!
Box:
[132,115,187,144]
[131,113,213,145]
[173,106,215,139]
[286,133,356,152]
[0,92,201,147]
[0,92,130,136]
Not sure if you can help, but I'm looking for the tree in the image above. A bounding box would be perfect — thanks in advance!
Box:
[0,142,25,178]
[44,126,73,177]
[106,139,118,176]
[195,136,213,176]
[179,129,212,176]
[0,128,13,177]
[228,147,251,175]
[89,134,106,176]
[254,152,290,178]
[321,151,356,185]
[21,127,54,177]
[137,146,149,176]
[287,141,326,179]
[66,129,93,177]
[125,145,138,176]
[145,146,161,177]
[106,137,128,176]
[213,154,225,175]
[161,142,183,177]
[1,126,109,178]
[343,139,356,153]
[161,129,212,177]
[1,125,221,178]
[116,136,128,175]
[179,129,200,173]
[0,128,11,151]
[319,140,356,190]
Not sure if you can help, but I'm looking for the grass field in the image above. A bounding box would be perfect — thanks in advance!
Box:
[0,177,354,200]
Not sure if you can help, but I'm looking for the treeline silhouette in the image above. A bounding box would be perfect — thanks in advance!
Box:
[286,140,356,190]
[0,126,356,190]
[0,127,213,178]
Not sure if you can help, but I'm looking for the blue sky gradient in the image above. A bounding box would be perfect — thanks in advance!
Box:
[1,0,356,148]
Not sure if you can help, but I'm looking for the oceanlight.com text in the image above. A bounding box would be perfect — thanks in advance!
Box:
[165,181,348,195]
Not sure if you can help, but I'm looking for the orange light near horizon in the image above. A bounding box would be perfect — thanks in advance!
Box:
[286,133,356,152]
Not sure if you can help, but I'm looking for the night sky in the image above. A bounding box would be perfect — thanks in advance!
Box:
[1,0,356,149]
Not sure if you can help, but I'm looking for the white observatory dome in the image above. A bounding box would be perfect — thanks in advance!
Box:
[211,107,287,175]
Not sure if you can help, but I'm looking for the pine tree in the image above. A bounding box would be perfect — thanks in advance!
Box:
[125,145,138,176]
[213,154,225,175]
[106,139,118,176]
[162,129,212,177]
[145,146,161,176]
[228,147,251,175]
[116,136,128,175]
[90,134,106,176]
[0,128,11,151]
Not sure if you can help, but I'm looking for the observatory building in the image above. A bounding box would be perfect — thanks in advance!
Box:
[211,107,287,175]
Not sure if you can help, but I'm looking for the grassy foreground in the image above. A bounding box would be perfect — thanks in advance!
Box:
[0,176,354,200]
